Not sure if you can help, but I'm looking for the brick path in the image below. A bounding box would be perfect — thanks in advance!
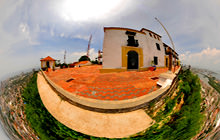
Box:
[45,65,170,100]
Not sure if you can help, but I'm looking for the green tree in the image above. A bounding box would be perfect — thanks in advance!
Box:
[78,55,90,62]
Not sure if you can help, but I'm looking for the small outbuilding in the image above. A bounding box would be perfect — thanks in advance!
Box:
[40,56,56,70]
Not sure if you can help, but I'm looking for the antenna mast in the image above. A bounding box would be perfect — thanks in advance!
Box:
[87,35,92,57]
[64,50,66,64]
[155,17,176,72]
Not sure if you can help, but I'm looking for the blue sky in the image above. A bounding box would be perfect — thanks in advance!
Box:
[1,0,220,80]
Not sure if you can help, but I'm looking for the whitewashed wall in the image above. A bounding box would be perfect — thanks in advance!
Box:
[102,28,165,69]
[41,61,55,68]
[102,30,126,68]
[142,30,165,67]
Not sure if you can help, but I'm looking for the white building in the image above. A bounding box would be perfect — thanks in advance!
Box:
[100,27,166,73]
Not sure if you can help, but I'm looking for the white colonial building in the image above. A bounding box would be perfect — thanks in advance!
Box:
[100,27,167,73]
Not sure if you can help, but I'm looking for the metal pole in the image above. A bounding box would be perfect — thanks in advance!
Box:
[87,35,92,57]
[155,17,176,73]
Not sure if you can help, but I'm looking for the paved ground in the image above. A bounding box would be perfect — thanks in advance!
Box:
[37,73,154,138]
[45,65,170,100]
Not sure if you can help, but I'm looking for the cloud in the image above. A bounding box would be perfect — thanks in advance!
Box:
[19,23,40,45]
[180,47,220,71]
[2,0,220,80]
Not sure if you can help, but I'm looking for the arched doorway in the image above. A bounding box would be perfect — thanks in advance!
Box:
[127,51,139,69]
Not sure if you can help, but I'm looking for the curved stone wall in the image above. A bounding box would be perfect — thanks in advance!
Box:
[37,73,154,138]
[40,67,181,113]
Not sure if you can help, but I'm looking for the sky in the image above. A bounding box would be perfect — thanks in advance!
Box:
[1,0,220,80]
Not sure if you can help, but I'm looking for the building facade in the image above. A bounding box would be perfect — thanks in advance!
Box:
[164,43,180,69]
[101,27,167,72]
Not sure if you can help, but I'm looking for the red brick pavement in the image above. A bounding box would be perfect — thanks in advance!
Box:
[45,65,175,101]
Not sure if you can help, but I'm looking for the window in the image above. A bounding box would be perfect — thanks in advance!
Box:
[165,58,168,67]
[157,36,160,41]
[126,31,136,36]
[126,31,139,47]
[149,33,152,37]
[127,35,135,46]
[156,43,161,50]
[164,46,167,54]
[154,35,157,39]
[154,56,158,65]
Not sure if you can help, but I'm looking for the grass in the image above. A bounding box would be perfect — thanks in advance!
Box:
[22,70,204,140]
[130,69,204,140]
[208,77,220,93]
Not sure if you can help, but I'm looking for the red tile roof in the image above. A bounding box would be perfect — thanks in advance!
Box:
[40,56,56,61]
[75,61,90,65]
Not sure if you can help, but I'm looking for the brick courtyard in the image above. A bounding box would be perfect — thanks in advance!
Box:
[45,65,172,101]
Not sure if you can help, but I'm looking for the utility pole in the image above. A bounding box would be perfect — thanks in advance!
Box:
[87,35,92,58]
[155,17,176,73]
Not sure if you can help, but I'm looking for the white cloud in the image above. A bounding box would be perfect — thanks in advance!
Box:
[50,29,54,36]
[60,33,65,37]
[2,0,220,79]
[19,23,40,45]
[180,47,220,71]
[71,35,90,41]
[57,0,126,22]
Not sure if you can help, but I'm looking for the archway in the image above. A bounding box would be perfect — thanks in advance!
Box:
[127,51,139,69]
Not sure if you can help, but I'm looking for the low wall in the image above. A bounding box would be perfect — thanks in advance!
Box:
[37,73,154,138]
[40,67,181,113]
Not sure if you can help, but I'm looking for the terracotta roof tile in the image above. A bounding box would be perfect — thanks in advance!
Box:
[74,61,90,65]
[40,56,56,61]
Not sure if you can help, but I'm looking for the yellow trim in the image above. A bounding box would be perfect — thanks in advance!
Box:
[139,67,149,71]
[140,66,165,72]
[99,68,126,73]
[164,56,166,67]
[121,46,143,70]
[104,27,146,35]
[177,60,181,66]
[100,66,166,73]
[157,67,166,69]
[164,56,169,67]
